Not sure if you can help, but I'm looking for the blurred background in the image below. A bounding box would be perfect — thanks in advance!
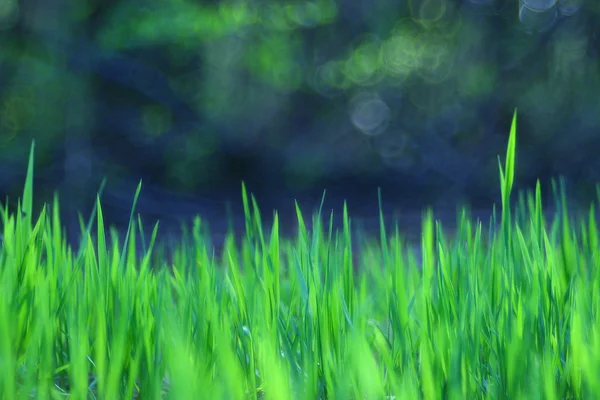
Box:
[0,0,598,250]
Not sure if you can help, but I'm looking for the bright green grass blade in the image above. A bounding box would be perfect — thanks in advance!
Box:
[534,180,544,245]
[139,221,160,275]
[214,315,246,400]
[0,290,16,399]
[65,285,91,400]
[75,177,106,260]
[310,190,328,290]
[256,334,292,400]
[421,209,435,309]
[266,212,281,333]
[342,201,354,320]
[559,198,578,285]
[53,193,81,317]
[293,200,310,298]
[21,141,34,229]
[419,209,438,398]
[377,187,389,266]
[241,182,252,242]
[588,205,599,268]
[137,213,147,255]
[225,240,249,326]
[126,218,138,271]
[498,109,518,232]
[250,194,265,250]
[118,180,143,270]
[291,247,309,305]
[104,293,134,399]
[504,109,517,201]
[96,196,108,275]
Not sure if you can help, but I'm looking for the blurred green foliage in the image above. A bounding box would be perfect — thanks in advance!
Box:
[0,0,598,205]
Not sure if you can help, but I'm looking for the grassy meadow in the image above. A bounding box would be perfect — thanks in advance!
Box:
[1,110,600,399]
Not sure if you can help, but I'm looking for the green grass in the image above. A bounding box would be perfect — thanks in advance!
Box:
[1,109,600,399]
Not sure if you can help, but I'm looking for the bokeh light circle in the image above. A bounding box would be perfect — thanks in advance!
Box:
[349,92,391,136]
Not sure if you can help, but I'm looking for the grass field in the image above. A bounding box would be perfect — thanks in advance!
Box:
[1,110,600,399]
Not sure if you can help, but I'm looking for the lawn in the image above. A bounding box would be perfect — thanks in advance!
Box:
[1,110,599,399]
